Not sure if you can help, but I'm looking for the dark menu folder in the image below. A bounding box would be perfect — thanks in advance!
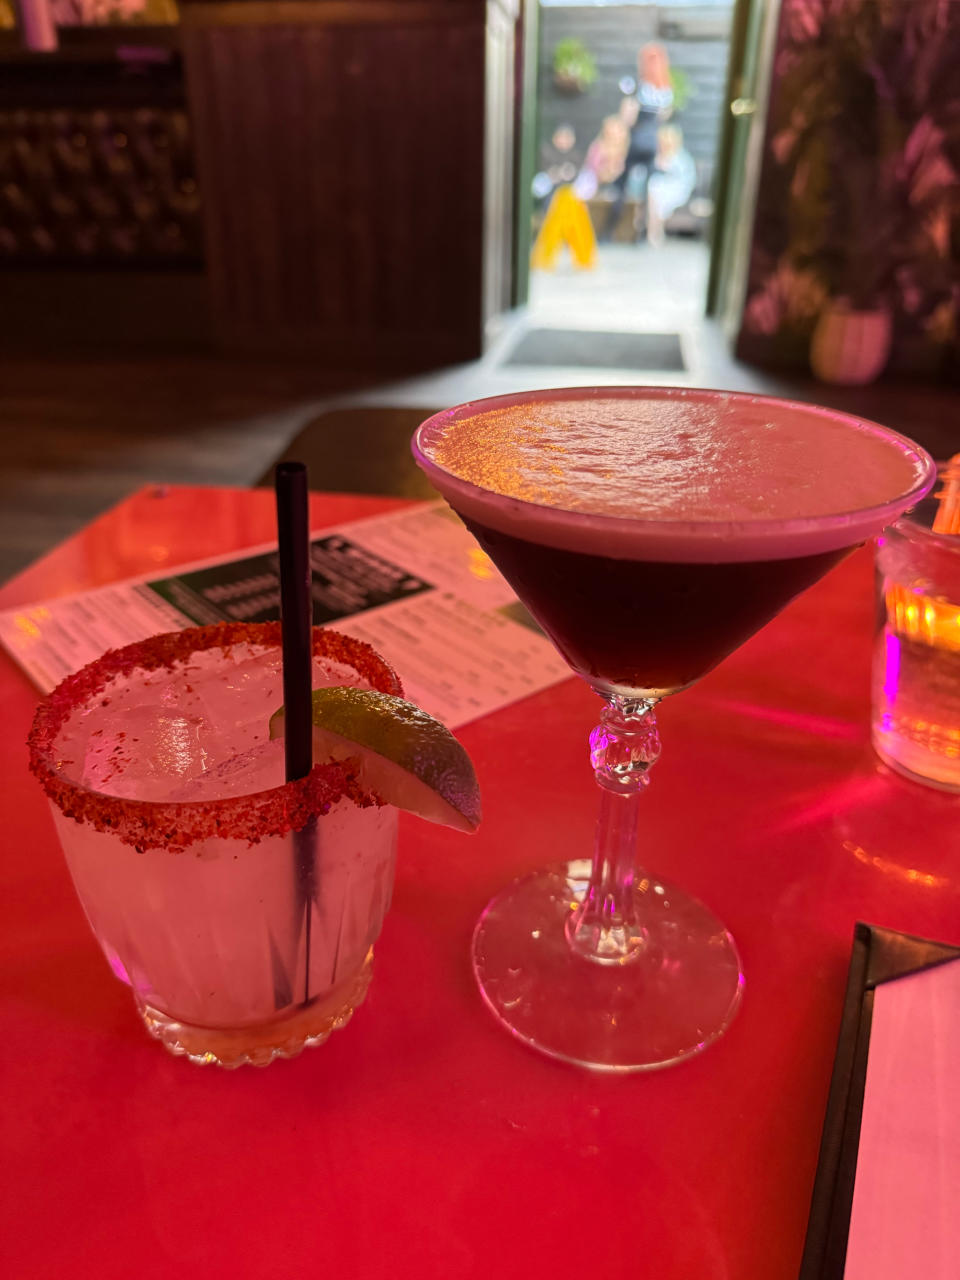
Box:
[800,923,960,1280]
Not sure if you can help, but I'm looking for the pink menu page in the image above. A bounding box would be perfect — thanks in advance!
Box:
[843,958,960,1280]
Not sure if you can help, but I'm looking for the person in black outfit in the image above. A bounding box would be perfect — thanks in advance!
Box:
[602,43,674,241]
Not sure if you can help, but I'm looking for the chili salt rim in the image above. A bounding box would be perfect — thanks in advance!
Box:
[28,622,404,852]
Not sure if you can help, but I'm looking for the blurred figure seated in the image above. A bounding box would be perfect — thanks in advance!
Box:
[576,115,630,199]
[646,126,697,247]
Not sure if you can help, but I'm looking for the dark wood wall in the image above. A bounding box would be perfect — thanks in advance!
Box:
[182,0,514,370]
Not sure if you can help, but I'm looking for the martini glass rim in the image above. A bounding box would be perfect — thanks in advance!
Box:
[412,385,937,561]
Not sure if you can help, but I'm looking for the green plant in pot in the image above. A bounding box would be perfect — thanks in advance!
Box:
[552,38,597,96]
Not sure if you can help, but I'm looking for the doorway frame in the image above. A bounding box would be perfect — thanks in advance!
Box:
[706,0,783,328]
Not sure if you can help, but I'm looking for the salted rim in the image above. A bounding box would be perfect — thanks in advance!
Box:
[28,622,403,853]
[412,386,937,563]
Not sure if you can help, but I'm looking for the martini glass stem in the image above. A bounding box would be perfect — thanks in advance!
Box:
[565,696,661,965]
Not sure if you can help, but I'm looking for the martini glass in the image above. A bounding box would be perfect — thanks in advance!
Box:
[412,387,935,1072]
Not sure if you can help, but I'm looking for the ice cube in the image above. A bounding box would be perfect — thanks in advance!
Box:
[80,704,210,801]
[183,647,372,758]
[179,647,285,753]
[166,738,286,802]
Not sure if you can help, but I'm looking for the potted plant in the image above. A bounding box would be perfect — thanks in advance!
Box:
[757,0,960,384]
[552,38,597,96]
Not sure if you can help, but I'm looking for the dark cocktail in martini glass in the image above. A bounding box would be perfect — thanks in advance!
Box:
[413,387,935,1071]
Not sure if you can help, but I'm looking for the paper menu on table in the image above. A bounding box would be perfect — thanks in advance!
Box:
[843,958,960,1280]
[0,501,570,729]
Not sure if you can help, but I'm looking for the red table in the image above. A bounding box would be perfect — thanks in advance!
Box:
[2,485,957,1280]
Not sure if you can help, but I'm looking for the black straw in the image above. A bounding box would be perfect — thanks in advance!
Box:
[276,463,313,782]
[275,462,315,1002]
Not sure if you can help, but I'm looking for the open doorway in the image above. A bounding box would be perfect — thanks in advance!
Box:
[520,0,735,365]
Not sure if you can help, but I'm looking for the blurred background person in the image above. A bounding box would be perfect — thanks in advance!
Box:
[602,42,674,241]
[579,113,629,198]
[646,125,697,247]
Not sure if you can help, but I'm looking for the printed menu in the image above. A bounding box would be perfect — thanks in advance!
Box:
[0,502,570,729]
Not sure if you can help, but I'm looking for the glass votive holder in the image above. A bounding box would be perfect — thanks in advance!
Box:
[872,462,960,792]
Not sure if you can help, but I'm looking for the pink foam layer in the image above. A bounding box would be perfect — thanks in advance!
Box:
[413,387,935,563]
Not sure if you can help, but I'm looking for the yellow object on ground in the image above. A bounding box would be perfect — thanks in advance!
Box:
[531,186,597,271]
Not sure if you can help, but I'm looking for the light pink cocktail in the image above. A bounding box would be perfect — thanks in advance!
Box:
[30,623,401,1068]
[414,386,935,1071]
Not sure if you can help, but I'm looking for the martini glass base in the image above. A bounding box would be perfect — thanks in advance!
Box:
[472,860,743,1072]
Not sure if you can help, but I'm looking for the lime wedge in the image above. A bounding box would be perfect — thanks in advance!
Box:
[269,688,481,833]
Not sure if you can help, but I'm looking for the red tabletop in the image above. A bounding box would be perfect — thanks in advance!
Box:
[2,485,957,1280]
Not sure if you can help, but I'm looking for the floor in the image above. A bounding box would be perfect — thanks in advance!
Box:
[526,239,710,341]
[1,241,956,587]
[347,239,790,409]
[0,358,373,584]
